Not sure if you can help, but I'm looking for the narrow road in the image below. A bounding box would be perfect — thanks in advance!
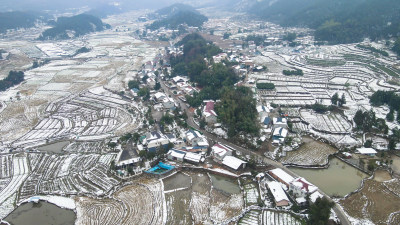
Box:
[160,79,351,225]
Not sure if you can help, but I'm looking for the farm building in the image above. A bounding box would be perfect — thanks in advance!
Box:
[356,148,377,156]
[222,156,246,171]
[268,168,294,188]
[184,152,205,164]
[185,130,209,148]
[267,181,290,207]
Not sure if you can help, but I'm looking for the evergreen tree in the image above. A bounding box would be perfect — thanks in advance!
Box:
[331,93,339,105]
[339,93,346,106]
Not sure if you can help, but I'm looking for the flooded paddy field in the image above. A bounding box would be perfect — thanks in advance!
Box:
[289,157,368,197]
[4,202,76,225]
[37,141,70,153]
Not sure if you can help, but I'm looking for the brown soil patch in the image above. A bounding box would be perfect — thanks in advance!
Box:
[340,179,400,225]
[374,170,392,182]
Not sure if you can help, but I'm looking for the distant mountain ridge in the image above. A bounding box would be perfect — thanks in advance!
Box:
[249,0,400,44]
[148,4,208,30]
[0,11,43,33]
[39,14,109,40]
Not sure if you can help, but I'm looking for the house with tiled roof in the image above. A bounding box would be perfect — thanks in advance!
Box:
[202,100,217,124]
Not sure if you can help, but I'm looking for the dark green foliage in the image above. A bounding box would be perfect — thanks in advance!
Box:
[283,32,296,42]
[155,3,197,17]
[353,109,387,133]
[223,32,231,39]
[331,93,339,105]
[357,44,389,57]
[339,94,346,107]
[393,38,400,56]
[311,103,329,113]
[128,80,140,90]
[215,86,259,137]
[370,91,400,110]
[364,139,372,148]
[386,109,395,122]
[308,197,334,225]
[0,71,24,92]
[251,0,400,44]
[75,47,90,55]
[0,11,40,33]
[39,14,107,40]
[154,82,161,90]
[160,114,174,125]
[282,69,303,76]
[148,11,207,30]
[138,87,150,100]
[245,35,266,46]
[256,83,275,90]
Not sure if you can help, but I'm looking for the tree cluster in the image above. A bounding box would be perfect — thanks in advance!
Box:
[308,197,334,225]
[353,109,388,134]
[330,93,346,106]
[0,11,40,33]
[393,38,400,56]
[256,83,275,90]
[39,14,108,40]
[147,10,207,31]
[370,91,400,123]
[0,71,24,92]
[215,86,259,138]
[244,35,266,46]
[282,69,303,76]
[251,0,400,44]
[357,44,389,57]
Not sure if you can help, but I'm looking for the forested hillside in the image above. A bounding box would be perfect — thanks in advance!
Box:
[0,12,41,33]
[250,0,400,44]
[39,14,109,40]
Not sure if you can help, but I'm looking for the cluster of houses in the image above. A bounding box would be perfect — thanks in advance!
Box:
[265,168,322,207]
[257,104,289,144]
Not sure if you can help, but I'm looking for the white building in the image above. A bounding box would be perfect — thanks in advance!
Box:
[167,149,185,162]
[267,181,290,207]
[211,143,232,163]
[143,131,170,153]
[273,117,287,129]
[268,168,294,188]
[289,177,318,198]
[222,156,246,170]
[356,148,377,156]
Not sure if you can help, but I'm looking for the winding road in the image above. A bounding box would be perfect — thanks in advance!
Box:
[160,79,351,225]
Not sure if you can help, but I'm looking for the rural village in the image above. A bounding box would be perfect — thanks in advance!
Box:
[1,2,400,225]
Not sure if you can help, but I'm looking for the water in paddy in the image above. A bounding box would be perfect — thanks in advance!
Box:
[4,202,76,225]
[210,174,241,194]
[289,158,368,197]
[38,141,69,153]
[163,172,191,191]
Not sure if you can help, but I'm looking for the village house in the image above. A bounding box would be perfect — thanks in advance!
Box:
[289,177,318,198]
[202,100,218,125]
[222,156,246,171]
[268,168,294,188]
[213,53,228,63]
[273,117,287,129]
[162,97,176,110]
[142,131,170,153]
[272,127,288,144]
[267,181,290,207]
[184,130,209,148]
[211,143,232,163]
[167,149,185,162]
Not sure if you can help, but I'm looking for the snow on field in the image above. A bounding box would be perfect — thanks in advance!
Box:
[20,195,75,210]
[0,155,29,205]
[262,210,302,225]
[243,183,260,205]
[300,110,352,133]
[239,210,261,225]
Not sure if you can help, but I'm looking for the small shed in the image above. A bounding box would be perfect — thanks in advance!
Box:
[356,148,377,156]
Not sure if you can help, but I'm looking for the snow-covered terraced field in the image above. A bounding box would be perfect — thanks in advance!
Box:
[300,110,352,133]
[263,210,302,225]
[12,87,141,148]
[19,153,118,200]
[243,183,260,205]
[239,210,261,225]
